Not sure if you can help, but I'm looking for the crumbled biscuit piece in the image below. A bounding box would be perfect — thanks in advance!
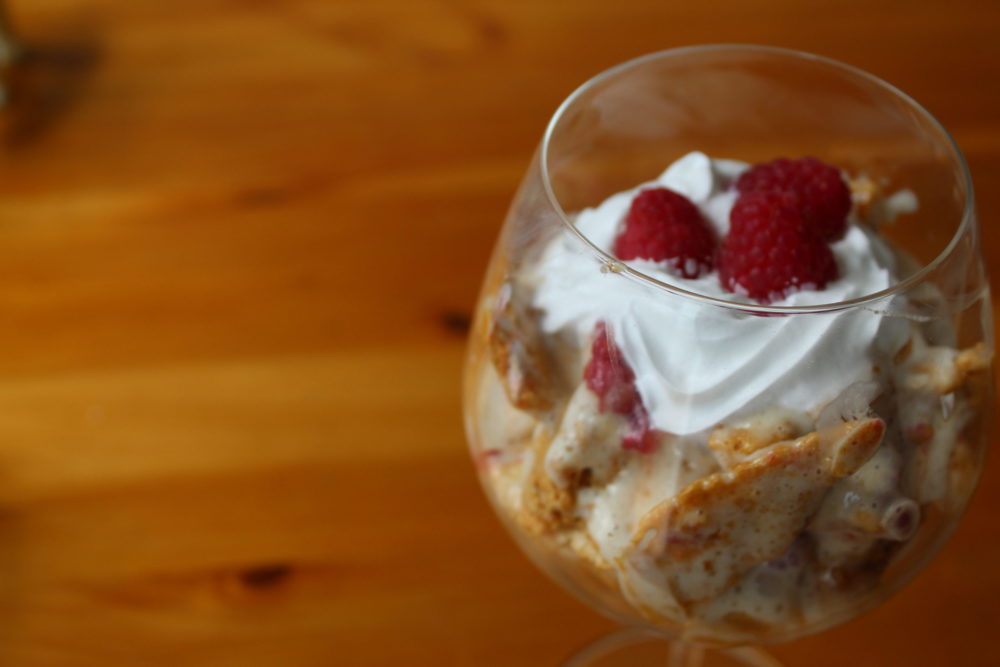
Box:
[849,175,881,223]
[518,431,576,535]
[519,385,627,535]
[488,281,555,411]
[630,419,884,605]
[897,335,992,395]
[956,342,990,376]
[545,385,626,488]
[558,529,614,576]
[848,176,918,227]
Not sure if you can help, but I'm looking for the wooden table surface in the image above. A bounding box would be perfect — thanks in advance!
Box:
[0,1,997,665]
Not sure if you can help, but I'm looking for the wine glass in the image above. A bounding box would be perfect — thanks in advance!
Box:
[462,45,992,665]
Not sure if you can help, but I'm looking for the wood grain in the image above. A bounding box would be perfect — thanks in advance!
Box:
[0,1,997,665]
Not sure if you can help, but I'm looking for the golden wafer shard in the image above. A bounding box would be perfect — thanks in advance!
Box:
[708,409,808,468]
[631,419,884,604]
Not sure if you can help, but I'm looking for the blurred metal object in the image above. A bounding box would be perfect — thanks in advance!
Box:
[0,1,17,106]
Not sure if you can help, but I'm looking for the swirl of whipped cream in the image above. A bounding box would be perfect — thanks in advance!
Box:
[531,152,903,435]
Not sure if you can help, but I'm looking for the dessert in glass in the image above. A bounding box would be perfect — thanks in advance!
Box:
[463,46,992,665]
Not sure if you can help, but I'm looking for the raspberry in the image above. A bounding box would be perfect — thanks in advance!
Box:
[622,409,659,454]
[719,191,839,304]
[584,321,640,415]
[613,188,716,278]
[735,157,851,242]
[584,322,658,453]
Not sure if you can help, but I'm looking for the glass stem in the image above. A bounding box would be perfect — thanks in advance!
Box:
[668,641,705,667]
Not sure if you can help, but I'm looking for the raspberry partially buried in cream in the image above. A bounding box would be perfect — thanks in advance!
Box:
[529,152,913,436]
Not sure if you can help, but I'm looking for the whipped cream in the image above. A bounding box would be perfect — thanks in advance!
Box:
[531,152,905,435]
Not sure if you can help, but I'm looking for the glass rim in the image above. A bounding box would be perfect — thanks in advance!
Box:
[539,44,976,315]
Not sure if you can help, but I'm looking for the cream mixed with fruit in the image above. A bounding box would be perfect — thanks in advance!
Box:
[470,153,988,644]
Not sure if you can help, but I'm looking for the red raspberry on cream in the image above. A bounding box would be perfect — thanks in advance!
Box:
[614,188,716,278]
[719,191,839,304]
[736,157,851,242]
